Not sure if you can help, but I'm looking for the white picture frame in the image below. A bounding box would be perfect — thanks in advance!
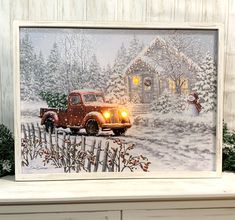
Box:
[13,21,224,181]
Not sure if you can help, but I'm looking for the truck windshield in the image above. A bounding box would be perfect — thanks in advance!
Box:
[83,94,104,103]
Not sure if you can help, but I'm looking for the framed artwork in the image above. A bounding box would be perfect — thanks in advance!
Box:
[13,21,224,181]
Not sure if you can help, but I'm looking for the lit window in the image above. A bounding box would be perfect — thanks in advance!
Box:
[132,76,140,85]
[168,79,176,93]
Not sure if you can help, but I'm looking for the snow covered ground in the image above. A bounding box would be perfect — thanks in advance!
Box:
[21,101,217,173]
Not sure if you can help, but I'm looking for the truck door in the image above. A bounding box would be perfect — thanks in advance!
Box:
[68,95,85,126]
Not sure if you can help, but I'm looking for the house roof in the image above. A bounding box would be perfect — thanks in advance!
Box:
[123,36,202,77]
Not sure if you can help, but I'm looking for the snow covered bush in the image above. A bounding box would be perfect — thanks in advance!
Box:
[151,90,186,114]
[174,94,187,113]
[151,90,172,113]
[131,93,141,104]
[0,124,14,177]
[133,113,216,134]
[223,124,235,172]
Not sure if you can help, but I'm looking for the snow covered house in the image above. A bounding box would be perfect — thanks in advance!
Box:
[123,36,201,104]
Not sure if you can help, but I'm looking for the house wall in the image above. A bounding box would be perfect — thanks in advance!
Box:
[0,0,235,130]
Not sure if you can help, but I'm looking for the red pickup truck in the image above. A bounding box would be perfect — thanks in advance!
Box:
[40,90,131,136]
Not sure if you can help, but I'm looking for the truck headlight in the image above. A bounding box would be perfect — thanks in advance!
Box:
[103,111,111,119]
[121,111,128,118]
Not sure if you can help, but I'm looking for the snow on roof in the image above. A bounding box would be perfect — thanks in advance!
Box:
[123,36,202,76]
[125,58,159,75]
[145,36,202,71]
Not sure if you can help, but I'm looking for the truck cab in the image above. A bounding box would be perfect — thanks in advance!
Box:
[40,90,132,136]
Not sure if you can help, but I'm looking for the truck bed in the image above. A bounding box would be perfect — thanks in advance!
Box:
[39,107,67,118]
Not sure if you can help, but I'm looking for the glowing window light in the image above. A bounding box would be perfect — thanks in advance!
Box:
[132,76,140,85]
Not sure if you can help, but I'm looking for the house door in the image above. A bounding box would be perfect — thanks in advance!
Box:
[142,75,154,103]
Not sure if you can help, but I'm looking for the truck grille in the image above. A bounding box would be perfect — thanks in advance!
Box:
[110,109,120,123]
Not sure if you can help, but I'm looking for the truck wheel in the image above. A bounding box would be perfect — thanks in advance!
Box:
[85,119,99,136]
[70,128,80,135]
[45,117,54,133]
[113,128,127,136]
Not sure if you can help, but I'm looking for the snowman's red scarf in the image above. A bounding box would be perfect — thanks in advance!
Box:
[187,100,202,113]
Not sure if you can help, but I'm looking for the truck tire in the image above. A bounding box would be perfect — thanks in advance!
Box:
[85,119,99,136]
[45,117,54,133]
[113,128,127,136]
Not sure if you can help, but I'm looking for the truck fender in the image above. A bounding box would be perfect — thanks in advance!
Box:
[41,111,59,126]
[82,111,105,127]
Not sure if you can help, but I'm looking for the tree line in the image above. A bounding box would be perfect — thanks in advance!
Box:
[20,32,144,102]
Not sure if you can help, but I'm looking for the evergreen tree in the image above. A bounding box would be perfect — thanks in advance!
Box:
[20,33,36,101]
[127,35,144,63]
[103,64,113,92]
[106,69,129,104]
[113,43,129,74]
[193,53,217,112]
[86,54,103,91]
[34,51,46,97]
[45,43,62,93]
[106,44,129,104]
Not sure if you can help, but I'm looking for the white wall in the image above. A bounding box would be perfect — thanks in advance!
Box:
[0,0,234,130]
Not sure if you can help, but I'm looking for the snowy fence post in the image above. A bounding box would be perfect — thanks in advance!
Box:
[109,148,118,172]
[94,140,102,172]
[21,124,29,167]
[54,129,60,164]
[43,126,47,149]
[61,132,66,172]
[49,129,53,153]
[71,136,77,171]
[37,123,42,149]
[27,124,31,146]
[31,123,36,145]
[22,124,27,139]
[102,142,109,172]
[27,123,33,160]
[66,134,71,173]
[31,123,37,159]
[87,139,96,172]
[81,136,86,151]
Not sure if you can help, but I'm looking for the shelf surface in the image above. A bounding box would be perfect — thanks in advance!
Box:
[1,173,235,204]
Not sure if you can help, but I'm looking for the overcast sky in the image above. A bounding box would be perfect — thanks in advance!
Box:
[20,27,217,67]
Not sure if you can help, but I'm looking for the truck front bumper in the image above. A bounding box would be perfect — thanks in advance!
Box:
[101,123,132,130]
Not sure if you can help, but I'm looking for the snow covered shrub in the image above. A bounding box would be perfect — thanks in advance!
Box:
[0,124,14,177]
[151,90,172,113]
[131,94,141,104]
[173,94,187,113]
[223,123,235,172]
[39,91,67,109]
[151,90,186,114]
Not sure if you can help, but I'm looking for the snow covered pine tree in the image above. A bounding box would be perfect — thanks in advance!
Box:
[193,52,217,113]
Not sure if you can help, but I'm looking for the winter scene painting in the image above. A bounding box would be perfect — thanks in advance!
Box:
[17,24,222,179]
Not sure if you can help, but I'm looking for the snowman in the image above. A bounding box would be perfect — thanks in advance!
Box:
[185,92,202,116]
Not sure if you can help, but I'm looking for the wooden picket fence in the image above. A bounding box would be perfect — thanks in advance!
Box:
[21,123,118,173]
